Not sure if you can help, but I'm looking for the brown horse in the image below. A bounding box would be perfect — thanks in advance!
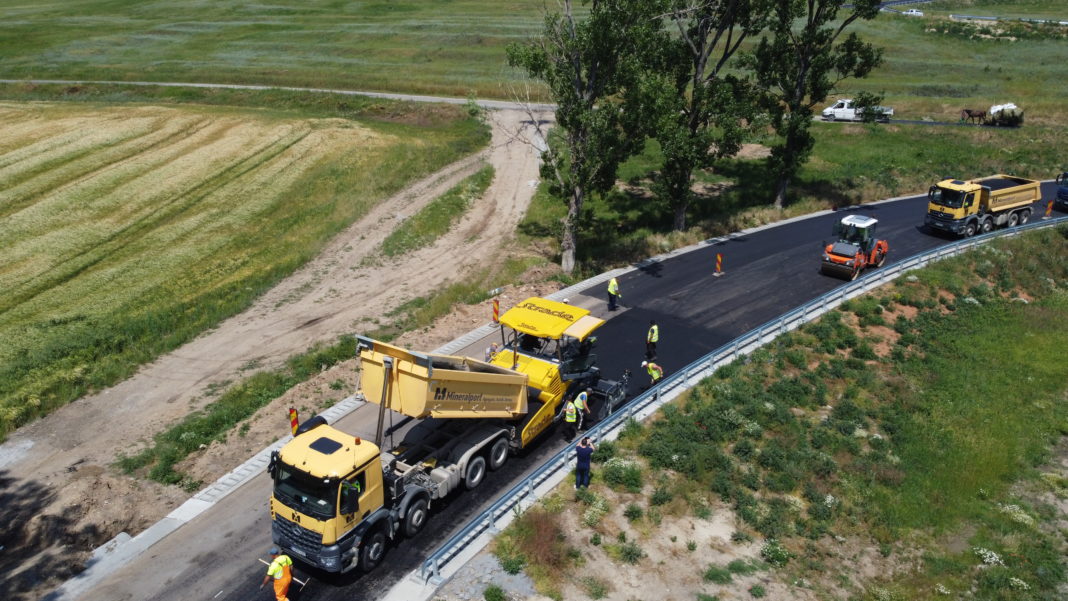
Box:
[960,108,986,124]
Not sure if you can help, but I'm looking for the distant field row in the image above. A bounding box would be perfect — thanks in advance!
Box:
[1,1,1066,106]
[0,98,487,437]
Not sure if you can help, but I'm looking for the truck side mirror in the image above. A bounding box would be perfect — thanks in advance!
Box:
[340,486,360,515]
[267,451,280,479]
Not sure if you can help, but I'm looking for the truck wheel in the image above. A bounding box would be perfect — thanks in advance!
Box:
[1008,212,1020,227]
[487,438,509,471]
[464,455,487,490]
[964,222,977,237]
[981,218,993,234]
[404,498,429,537]
[1019,209,1031,224]
[360,528,387,573]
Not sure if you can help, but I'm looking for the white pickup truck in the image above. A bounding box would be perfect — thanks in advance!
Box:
[821,99,893,123]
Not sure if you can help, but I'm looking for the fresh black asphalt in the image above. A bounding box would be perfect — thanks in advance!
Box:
[218,181,1062,601]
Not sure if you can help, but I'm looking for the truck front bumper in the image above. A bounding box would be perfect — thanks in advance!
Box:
[272,516,347,572]
[924,214,966,234]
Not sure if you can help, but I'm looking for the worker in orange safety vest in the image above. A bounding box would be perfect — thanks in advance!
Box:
[260,547,293,601]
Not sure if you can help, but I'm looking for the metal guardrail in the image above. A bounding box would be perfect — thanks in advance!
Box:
[416,214,1068,585]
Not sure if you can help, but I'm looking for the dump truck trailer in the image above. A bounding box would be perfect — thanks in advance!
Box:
[269,297,628,574]
[924,174,1041,237]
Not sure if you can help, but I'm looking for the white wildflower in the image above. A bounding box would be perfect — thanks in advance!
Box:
[1008,577,1030,591]
[824,494,839,508]
[972,546,1004,566]
[998,503,1035,527]
[934,583,951,596]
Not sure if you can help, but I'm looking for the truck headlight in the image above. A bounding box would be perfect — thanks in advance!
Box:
[845,260,854,267]
[321,555,339,569]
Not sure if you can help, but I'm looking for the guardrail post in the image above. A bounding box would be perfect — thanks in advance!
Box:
[427,558,443,586]
[485,512,498,534]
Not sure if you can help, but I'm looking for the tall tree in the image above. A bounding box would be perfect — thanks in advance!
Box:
[643,0,771,231]
[507,0,657,274]
[744,0,882,209]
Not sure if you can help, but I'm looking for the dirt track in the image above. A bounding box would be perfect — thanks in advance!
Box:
[0,107,550,599]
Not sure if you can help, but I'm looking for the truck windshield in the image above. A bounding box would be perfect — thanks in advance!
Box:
[274,464,337,520]
[929,187,966,209]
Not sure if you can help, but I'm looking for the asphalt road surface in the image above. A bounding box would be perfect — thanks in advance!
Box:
[83,182,1062,601]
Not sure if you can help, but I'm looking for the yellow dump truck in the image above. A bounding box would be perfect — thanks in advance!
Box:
[268,297,628,574]
[925,174,1041,237]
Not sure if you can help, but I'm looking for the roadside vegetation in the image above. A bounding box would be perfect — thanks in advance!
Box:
[0,92,489,438]
[495,225,1068,600]
[380,165,494,257]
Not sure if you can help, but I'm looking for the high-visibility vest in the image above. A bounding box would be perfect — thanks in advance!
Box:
[564,401,577,422]
[608,278,619,296]
[267,555,293,579]
[574,392,588,411]
[646,363,663,380]
[647,324,659,343]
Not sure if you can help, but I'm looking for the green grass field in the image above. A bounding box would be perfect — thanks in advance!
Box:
[0,96,487,438]
[0,0,546,98]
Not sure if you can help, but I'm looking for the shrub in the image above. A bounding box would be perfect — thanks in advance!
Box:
[484,584,506,601]
[727,558,763,575]
[500,554,526,574]
[581,577,608,600]
[704,565,733,584]
[620,418,644,440]
[602,457,643,492]
[591,440,617,463]
[687,540,697,552]
[731,530,754,544]
[761,539,794,567]
[624,503,644,522]
[749,584,767,598]
[591,532,601,546]
[651,486,673,506]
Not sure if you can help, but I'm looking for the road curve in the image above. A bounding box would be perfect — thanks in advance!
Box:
[81,182,1063,601]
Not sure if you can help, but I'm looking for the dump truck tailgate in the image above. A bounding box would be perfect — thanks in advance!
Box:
[358,337,528,419]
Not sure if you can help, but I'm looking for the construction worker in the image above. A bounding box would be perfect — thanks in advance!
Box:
[260,547,293,601]
[607,277,621,311]
[574,437,596,489]
[573,388,592,431]
[563,398,578,441]
[646,320,659,359]
[484,342,499,362]
[641,360,663,386]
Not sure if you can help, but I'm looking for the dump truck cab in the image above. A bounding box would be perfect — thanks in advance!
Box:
[925,175,1039,236]
[820,215,888,280]
[1055,172,1068,212]
[269,425,390,572]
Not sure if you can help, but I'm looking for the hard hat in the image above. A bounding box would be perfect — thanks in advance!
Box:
[641,361,648,367]
[269,547,279,555]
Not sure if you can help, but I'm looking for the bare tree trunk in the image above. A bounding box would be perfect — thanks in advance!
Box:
[773,175,788,210]
[673,203,687,231]
[561,185,584,274]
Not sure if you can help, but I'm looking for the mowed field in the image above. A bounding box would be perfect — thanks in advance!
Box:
[0,100,485,436]
[0,0,547,97]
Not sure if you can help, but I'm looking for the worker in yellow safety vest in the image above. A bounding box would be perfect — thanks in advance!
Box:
[260,547,294,601]
[563,399,578,441]
[573,389,592,431]
[607,277,621,311]
[646,320,659,359]
[641,361,663,386]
